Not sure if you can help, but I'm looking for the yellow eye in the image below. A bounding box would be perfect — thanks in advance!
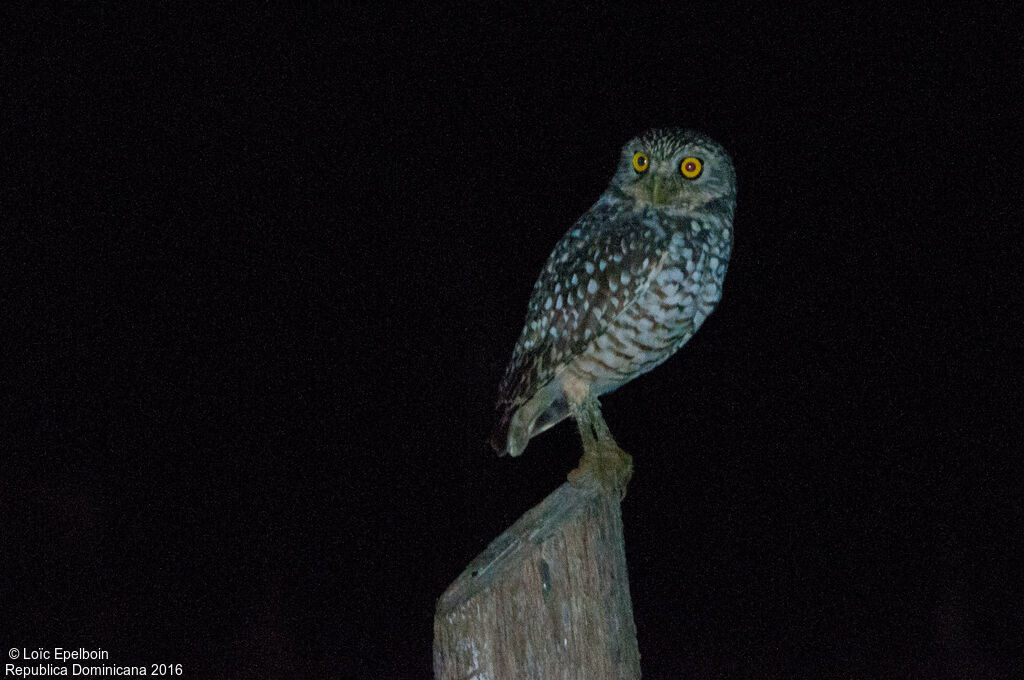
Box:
[680,157,703,179]
[632,152,649,173]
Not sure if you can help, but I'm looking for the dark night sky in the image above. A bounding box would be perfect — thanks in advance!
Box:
[3,5,1020,679]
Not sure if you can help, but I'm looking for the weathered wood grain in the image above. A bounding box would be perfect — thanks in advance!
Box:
[434,483,640,679]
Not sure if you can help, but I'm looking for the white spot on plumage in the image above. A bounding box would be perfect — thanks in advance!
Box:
[587,279,598,294]
[609,280,618,292]
[584,261,595,274]
[555,295,563,309]
[571,273,578,285]
[599,259,607,271]
[620,272,631,285]
[544,297,553,310]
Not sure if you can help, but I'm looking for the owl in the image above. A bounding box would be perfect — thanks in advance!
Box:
[490,128,736,494]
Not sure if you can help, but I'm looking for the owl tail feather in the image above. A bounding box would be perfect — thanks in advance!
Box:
[490,386,570,458]
[490,406,526,457]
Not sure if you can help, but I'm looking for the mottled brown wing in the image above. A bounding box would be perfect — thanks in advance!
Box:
[496,203,671,413]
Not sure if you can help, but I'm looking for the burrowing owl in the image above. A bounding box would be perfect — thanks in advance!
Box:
[490,128,736,494]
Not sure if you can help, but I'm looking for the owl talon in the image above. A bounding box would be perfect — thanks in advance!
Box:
[567,394,633,498]
[568,444,633,499]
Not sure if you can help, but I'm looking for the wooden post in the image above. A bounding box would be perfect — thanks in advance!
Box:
[433,482,641,679]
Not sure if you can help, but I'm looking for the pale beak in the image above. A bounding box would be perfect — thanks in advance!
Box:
[650,175,670,205]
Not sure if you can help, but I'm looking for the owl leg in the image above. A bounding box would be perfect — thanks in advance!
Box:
[567,395,633,499]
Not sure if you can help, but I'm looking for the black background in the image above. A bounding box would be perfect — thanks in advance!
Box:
[4,5,1020,679]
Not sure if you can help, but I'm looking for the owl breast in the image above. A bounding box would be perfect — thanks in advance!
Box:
[562,213,731,397]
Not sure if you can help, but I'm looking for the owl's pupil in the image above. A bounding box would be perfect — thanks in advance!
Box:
[685,162,695,172]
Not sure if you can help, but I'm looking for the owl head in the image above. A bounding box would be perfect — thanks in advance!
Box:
[609,128,736,211]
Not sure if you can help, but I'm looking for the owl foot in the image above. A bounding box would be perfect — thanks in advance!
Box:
[568,443,634,499]
[569,395,633,499]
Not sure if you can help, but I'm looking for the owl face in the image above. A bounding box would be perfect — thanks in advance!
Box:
[609,129,736,210]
